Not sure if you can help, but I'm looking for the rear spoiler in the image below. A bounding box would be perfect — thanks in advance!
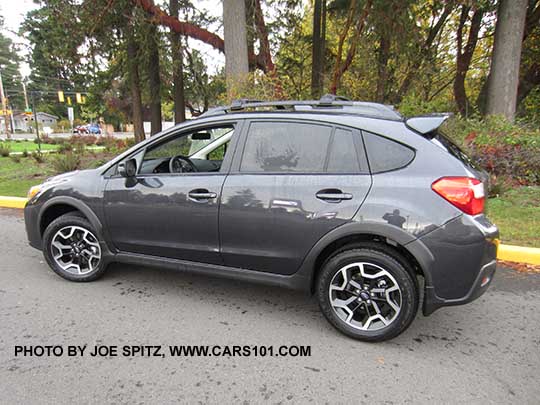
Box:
[405,113,452,136]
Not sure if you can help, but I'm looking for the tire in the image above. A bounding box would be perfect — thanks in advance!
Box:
[42,213,108,282]
[316,244,418,342]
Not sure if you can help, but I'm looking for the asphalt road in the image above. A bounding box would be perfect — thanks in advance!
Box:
[1,208,539,404]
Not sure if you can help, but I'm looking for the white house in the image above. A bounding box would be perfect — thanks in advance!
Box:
[10,112,59,132]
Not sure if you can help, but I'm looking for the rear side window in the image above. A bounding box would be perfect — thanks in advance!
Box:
[241,122,332,172]
[363,131,415,173]
[327,128,361,173]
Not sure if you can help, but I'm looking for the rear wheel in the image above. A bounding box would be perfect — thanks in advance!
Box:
[42,213,108,282]
[316,245,418,342]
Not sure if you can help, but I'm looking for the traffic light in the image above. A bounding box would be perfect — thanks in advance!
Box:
[76,92,82,104]
[67,96,72,105]
[57,90,64,102]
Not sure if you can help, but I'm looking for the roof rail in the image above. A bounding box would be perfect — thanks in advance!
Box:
[200,95,402,120]
[318,94,351,105]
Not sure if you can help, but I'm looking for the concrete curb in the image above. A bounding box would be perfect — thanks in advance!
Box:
[0,196,28,209]
[497,244,540,265]
[1,195,539,265]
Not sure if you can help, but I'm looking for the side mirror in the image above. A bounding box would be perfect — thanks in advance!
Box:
[118,158,137,177]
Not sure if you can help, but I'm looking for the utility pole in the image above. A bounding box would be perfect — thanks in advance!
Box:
[0,70,10,139]
[30,91,41,153]
[22,82,29,110]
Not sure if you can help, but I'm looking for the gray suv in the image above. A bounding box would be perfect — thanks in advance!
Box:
[24,96,499,341]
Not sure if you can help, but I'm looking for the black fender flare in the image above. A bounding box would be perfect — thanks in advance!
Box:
[294,221,435,289]
[38,196,115,260]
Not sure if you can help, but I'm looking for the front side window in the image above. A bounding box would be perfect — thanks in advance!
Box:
[139,125,234,174]
[240,122,332,173]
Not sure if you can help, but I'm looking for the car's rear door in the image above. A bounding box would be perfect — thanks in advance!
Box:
[219,119,372,275]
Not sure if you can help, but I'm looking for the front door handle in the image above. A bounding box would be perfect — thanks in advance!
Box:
[188,189,217,201]
[316,189,353,202]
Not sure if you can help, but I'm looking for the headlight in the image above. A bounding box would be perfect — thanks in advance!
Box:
[27,185,42,200]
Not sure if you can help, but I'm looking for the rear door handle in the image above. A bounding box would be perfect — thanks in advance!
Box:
[188,189,217,201]
[316,189,353,202]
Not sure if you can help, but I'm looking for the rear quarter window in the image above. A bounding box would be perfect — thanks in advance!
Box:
[363,131,415,173]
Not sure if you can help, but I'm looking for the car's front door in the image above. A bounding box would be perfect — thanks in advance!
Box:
[103,123,239,264]
[219,120,372,275]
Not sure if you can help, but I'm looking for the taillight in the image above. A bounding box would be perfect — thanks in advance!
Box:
[431,177,485,215]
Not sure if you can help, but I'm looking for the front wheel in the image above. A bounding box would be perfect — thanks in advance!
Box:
[316,245,419,342]
[42,213,108,282]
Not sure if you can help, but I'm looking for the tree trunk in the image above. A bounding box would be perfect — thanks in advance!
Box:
[329,0,372,95]
[311,0,325,98]
[375,35,390,103]
[395,2,452,104]
[245,0,256,71]
[223,0,249,97]
[517,63,540,105]
[126,25,145,143]
[170,0,185,124]
[254,0,275,74]
[485,0,528,121]
[453,6,483,116]
[134,0,272,72]
[147,23,162,135]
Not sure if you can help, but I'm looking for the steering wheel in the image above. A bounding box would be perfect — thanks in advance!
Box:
[169,155,198,173]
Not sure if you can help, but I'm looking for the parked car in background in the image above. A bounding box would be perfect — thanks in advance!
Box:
[24,96,499,342]
[73,123,102,135]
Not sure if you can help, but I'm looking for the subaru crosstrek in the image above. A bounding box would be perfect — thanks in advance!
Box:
[24,96,499,341]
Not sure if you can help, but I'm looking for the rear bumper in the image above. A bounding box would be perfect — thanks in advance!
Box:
[423,259,496,315]
[410,214,499,316]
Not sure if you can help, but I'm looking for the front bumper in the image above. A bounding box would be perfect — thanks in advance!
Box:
[24,202,43,250]
[413,214,499,315]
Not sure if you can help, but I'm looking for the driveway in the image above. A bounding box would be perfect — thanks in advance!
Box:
[0,208,538,403]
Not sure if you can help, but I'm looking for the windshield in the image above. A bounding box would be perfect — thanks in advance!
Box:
[188,127,234,156]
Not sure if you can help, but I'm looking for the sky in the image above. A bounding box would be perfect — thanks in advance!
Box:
[0,0,225,79]
[1,0,36,77]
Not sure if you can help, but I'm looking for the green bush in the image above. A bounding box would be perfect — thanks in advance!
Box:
[52,152,80,173]
[57,142,73,153]
[0,143,11,157]
[442,116,540,190]
[69,135,97,146]
[398,92,454,117]
[32,151,45,163]
[125,137,137,148]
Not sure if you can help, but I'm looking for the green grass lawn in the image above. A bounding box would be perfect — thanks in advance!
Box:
[0,140,59,153]
[0,156,56,197]
[0,151,115,198]
[487,186,540,248]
